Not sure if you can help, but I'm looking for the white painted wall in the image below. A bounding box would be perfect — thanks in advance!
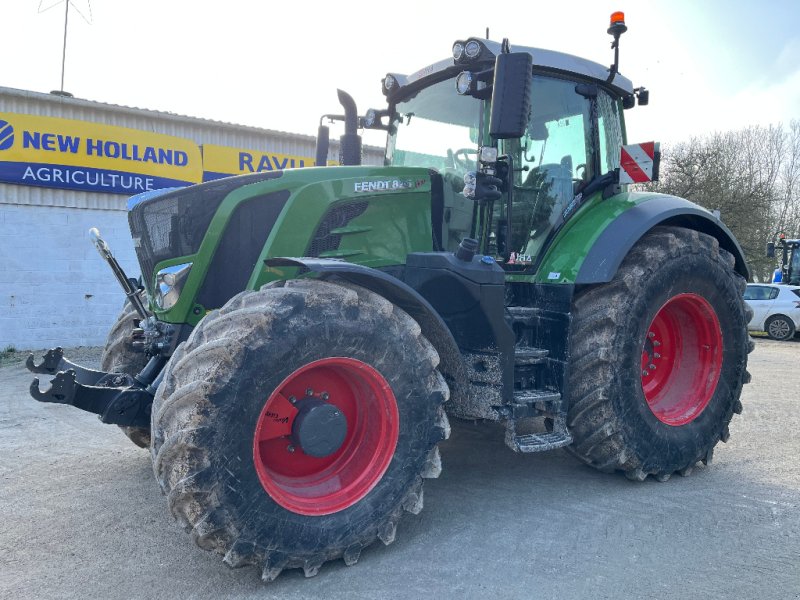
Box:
[0,204,139,350]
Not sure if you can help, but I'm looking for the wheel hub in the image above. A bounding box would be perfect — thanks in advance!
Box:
[252,357,399,516]
[640,293,723,426]
[290,398,348,458]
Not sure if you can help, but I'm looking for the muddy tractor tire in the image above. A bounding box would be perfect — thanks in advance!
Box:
[566,226,751,481]
[150,279,450,581]
[100,295,151,448]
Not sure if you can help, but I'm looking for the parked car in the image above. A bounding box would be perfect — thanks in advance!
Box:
[743,283,800,341]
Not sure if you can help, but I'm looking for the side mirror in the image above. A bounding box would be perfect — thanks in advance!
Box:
[766,242,775,258]
[489,52,533,139]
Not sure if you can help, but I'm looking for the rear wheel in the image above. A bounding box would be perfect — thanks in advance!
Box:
[151,279,450,580]
[100,295,150,448]
[566,227,751,480]
[765,314,795,341]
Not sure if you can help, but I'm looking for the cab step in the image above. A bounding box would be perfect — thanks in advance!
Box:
[514,346,549,365]
[504,414,573,453]
[512,388,560,405]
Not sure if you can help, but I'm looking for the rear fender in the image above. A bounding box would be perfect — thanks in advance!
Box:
[576,195,750,284]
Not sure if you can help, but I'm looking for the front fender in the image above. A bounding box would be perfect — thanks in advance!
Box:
[264,257,468,404]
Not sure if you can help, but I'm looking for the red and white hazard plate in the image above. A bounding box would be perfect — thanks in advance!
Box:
[619,141,660,184]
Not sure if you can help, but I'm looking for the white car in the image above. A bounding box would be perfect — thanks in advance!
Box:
[743,283,800,341]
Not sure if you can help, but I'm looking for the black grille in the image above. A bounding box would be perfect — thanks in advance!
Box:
[195,190,290,309]
[128,172,282,289]
[306,202,368,257]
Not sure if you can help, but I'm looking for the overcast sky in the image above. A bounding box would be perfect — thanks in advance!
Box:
[2,0,798,148]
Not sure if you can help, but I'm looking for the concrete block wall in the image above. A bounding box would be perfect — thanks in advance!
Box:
[0,204,139,350]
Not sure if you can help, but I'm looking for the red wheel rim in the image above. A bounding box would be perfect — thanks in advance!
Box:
[640,293,722,426]
[253,357,399,516]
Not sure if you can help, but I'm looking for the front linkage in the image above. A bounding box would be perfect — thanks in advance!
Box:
[28,347,162,428]
[27,229,172,429]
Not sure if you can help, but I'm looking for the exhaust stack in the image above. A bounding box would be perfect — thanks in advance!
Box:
[337,89,362,166]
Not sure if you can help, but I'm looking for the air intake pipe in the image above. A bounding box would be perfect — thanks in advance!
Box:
[337,89,362,166]
[314,122,329,167]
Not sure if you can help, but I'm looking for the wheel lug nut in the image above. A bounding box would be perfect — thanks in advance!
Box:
[642,370,649,376]
[654,340,661,347]
[648,332,655,338]
[321,392,330,401]
[649,364,656,370]
[654,353,661,359]
[288,396,297,404]
[306,388,314,396]
[287,444,295,453]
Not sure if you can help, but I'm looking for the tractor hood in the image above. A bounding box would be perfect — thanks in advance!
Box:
[128,166,435,324]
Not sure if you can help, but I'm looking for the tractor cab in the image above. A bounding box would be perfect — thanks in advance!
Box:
[356,14,652,274]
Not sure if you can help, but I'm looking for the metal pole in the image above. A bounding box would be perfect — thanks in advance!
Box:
[60,0,70,93]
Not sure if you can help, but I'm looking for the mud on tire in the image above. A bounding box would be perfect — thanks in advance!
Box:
[150,279,450,581]
[100,295,150,448]
[565,226,751,481]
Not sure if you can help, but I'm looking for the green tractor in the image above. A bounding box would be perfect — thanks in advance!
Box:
[28,14,751,581]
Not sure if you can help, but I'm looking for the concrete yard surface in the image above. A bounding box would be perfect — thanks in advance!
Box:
[1,338,798,600]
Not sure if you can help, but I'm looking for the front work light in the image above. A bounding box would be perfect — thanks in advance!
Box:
[384,75,397,92]
[478,146,498,164]
[464,40,481,59]
[453,42,465,61]
[455,71,474,95]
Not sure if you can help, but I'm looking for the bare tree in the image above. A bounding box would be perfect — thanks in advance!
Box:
[641,123,799,281]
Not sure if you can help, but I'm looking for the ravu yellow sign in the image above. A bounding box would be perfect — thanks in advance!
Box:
[202,144,314,181]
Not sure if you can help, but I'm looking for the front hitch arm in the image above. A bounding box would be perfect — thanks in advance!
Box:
[26,347,118,386]
[27,350,155,429]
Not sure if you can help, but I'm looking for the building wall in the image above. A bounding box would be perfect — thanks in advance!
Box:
[0,202,138,349]
[0,87,385,350]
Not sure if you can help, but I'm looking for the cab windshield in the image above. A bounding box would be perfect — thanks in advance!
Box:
[387,78,483,175]
[384,73,623,264]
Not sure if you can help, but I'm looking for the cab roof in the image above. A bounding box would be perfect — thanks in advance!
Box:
[394,38,634,99]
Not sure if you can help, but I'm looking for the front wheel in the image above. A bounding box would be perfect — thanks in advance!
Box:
[566,227,751,481]
[151,279,450,580]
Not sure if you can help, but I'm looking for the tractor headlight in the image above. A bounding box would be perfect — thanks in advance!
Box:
[154,262,192,310]
[452,42,465,61]
[364,109,378,128]
[384,75,397,91]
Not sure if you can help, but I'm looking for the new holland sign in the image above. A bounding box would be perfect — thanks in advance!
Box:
[0,113,202,195]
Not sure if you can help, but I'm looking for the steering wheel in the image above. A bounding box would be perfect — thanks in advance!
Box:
[450,148,478,172]
[574,163,588,185]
